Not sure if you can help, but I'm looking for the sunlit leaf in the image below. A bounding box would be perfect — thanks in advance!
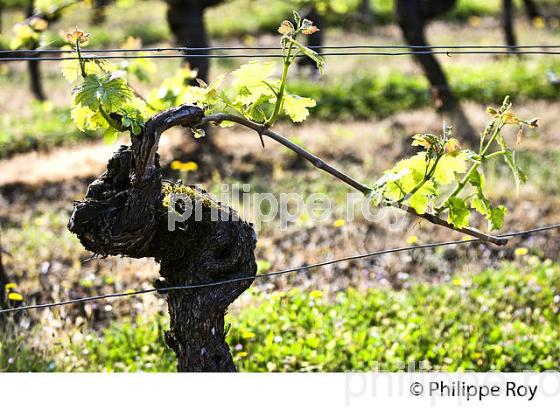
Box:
[104,127,119,144]
[471,195,490,216]
[232,61,277,89]
[408,181,436,214]
[433,153,467,185]
[488,205,507,230]
[73,73,134,112]
[70,103,108,131]
[468,169,486,190]
[282,94,316,122]
[447,197,471,229]
[384,153,428,194]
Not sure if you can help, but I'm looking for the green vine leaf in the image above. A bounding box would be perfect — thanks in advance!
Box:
[471,195,491,216]
[70,103,109,131]
[468,169,486,190]
[433,153,467,185]
[231,61,278,108]
[488,205,507,230]
[379,155,425,200]
[61,55,114,83]
[282,94,316,122]
[232,61,277,87]
[286,37,325,73]
[183,73,227,107]
[73,71,134,112]
[447,197,471,229]
[408,182,436,214]
[103,127,119,144]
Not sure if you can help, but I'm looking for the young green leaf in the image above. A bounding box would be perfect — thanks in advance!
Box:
[282,94,316,122]
[183,73,227,107]
[293,40,324,73]
[432,153,467,185]
[73,72,134,113]
[447,197,471,229]
[468,169,486,190]
[488,205,507,230]
[70,103,109,131]
[471,195,490,216]
[232,61,277,89]
[408,182,436,214]
[104,127,120,144]
[61,55,114,83]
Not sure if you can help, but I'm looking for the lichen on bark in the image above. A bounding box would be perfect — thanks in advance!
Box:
[68,104,257,371]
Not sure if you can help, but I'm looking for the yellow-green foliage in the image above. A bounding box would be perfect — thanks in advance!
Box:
[231,260,560,371]
[5,259,557,372]
[371,98,535,231]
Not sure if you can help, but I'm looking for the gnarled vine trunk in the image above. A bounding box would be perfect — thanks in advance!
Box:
[503,0,516,52]
[503,0,542,52]
[166,0,224,82]
[68,104,257,371]
[395,0,476,142]
[26,0,46,101]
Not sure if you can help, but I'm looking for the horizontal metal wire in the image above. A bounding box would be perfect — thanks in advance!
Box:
[0,222,558,315]
[2,49,560,62]
[2,44,560,55]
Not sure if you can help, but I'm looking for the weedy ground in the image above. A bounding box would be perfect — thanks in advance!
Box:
[1,0,560,371]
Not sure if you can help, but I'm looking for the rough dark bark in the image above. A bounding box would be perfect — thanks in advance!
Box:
[25,0,46,101]
[504,0,542,51]
[503,0,517,52]
[68,104,257,372]
[161,194,257,371]
[395,0,476,141]
[28,59,46,101]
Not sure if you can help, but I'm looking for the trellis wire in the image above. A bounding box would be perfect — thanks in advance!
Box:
[2,44,560,54]
[2,49,560,61]
[0,223,558,315]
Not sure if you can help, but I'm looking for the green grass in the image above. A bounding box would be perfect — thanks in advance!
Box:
[0,101,99,159]
[0,0,517,49]
[230,259,560,371]
[65,317,176,372]
[4,259,557,372]
[510,150,560,195]
[290,57,560,120]
[453,0,504,19]
[2,58,559,158]
[206,0,505,38]
[290,71,431,120]
[0,332,57,372]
